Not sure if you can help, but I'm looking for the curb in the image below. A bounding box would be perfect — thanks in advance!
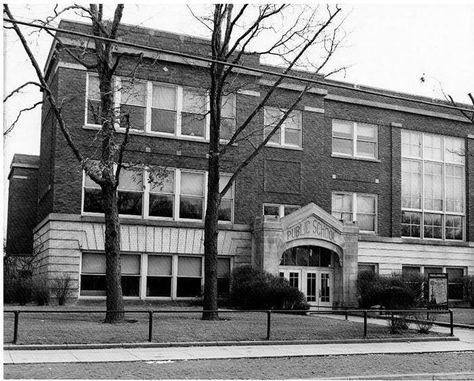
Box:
[4,336,459,351]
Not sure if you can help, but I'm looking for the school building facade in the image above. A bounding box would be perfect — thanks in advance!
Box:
[6,20,474,307]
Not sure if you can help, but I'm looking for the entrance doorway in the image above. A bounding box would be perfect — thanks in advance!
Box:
[279,246,335,307]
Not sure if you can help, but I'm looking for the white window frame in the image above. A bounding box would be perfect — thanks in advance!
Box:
[401,130,465,241]
[332,119,378,160]
[264,107,303,149]
[84,73,237,143]
[82,167,234,224]
[331,192,378,233]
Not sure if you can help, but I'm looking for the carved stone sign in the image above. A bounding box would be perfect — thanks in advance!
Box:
[284,216,339,244]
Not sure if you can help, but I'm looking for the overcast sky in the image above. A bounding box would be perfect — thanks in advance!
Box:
[2,2,474,233]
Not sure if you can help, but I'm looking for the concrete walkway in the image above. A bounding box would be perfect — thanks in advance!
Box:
[4,336,473,365]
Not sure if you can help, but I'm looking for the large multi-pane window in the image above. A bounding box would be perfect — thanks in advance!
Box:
[332,120,378,159]
[82,168,234,223]
[401,265,465,300]
[331,192,377,233]
[85,74,235,141]
[80,253,140,297]
[82,253,233,299]
[264,107,302,148]
[401,130,465,240]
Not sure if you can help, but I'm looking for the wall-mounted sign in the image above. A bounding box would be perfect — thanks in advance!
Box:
[428,273,448,306]
[284,216,338,244]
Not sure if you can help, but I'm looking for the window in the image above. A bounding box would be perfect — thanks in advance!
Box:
[85,74,236,142]
[82,168,234,223]
[147,256,172,297]
[81,253,107,296]
[177,256,202,297]
[221,94,236,140]
[86,74,102,125]
[80,253,233,300]
[358,263,378,274]
[182,88,207,138]
[446,268,464,300]
[402,266,466,300]
[151,84,177,134]
[217,258,231,297]
[280,246,332,267]
[83,171,103,214]
[263,204,300,220]
[179,171,205,220]
[149,170,174,218]
[118,167,143,216]
[401,130,465,241]
[264,107,302,148]
[120,78,146,130]
[332,192,377,232]
[218,175,234,222]
[121,255,141,296]
[80,253,140,297]
[332,120,378,159]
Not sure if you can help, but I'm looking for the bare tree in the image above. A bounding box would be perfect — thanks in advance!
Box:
[200,4,344,319]
[4,4,131,323]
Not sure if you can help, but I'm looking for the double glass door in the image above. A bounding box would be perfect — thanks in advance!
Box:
[280,268,332,307]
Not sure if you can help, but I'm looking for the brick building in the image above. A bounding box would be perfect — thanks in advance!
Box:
[6,20,474,307]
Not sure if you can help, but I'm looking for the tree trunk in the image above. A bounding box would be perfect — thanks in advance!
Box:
[202,154,220,320]
[102,182,125,323]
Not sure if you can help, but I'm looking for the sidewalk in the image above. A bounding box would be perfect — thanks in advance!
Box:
[4,334,473,365]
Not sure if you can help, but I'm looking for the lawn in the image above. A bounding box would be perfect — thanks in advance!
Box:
[433,308,474,325]
[3,304,447,345]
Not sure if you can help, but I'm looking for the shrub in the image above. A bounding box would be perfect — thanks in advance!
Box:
[411,313,434,334]
[52,274,73,305]
[230,266,309,311]
[15,277,33,305]
[462,275,474,307]
[357,271,421,309]
[387,314,408,334]
[32,276,50,306]
[380,286,415,309]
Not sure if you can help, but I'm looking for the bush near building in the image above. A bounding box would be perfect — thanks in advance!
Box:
[357,271,426,309]
[230,266,310,311]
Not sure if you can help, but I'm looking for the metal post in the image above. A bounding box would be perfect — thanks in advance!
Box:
[363,310,367,337]
[345,309,348,320]
[266,311,271,340]
[13,311,19,344]
[148,311,153,342]
[449,309,454,336]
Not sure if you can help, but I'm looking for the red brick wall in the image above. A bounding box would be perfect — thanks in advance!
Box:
[40,46,474,243]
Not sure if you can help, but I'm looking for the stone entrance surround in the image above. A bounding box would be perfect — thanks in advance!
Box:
[253,203,360,306]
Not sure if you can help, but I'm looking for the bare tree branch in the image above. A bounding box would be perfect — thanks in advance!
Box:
[220,5,342,156]
[3,81,44,103]
[3,101,43,136]
[3,5,100,181]
[221,85,310,197]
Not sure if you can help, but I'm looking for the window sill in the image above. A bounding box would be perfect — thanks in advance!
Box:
[331,153,380,163]
[83,124,234,145]
[265,144,303,152]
